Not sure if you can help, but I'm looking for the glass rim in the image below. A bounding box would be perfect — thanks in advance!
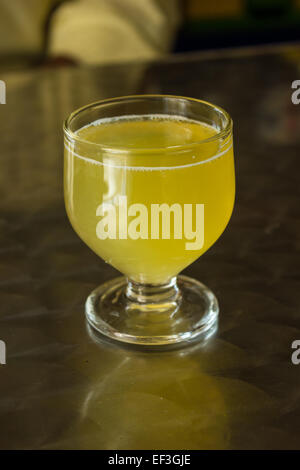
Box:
[63,94,233,153]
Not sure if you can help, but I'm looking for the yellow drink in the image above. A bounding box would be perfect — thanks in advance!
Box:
[64,115,235,284]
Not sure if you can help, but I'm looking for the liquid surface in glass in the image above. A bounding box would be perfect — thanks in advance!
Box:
[64,115,235,284]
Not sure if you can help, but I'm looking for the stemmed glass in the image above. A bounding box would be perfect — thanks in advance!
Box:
[64,95,235,348]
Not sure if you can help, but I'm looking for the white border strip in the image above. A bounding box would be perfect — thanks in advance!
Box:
[64,141,233,171]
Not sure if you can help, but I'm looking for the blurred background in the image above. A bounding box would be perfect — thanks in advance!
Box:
[1,0,300,452]
[177,0,300,52]
[1,0,300,72]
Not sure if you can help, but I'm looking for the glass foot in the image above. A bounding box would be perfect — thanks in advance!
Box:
[85,275,219,349]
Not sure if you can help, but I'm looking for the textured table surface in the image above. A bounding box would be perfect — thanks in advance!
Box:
[0,45,300,450]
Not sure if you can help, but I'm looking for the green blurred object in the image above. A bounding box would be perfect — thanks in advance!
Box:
[247,0,292,16]
[177,0,300,51]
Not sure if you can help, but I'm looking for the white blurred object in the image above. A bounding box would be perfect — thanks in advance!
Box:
[0,0,181,66]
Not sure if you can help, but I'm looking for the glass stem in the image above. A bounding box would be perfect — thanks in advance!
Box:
[125,277,181,313]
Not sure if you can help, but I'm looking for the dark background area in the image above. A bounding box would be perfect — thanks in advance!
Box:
[176,0,300,52]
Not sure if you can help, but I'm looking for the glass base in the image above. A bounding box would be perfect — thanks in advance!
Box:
[85,275,219,349]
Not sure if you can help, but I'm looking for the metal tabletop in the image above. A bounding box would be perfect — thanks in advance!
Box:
[0,44,300,450]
